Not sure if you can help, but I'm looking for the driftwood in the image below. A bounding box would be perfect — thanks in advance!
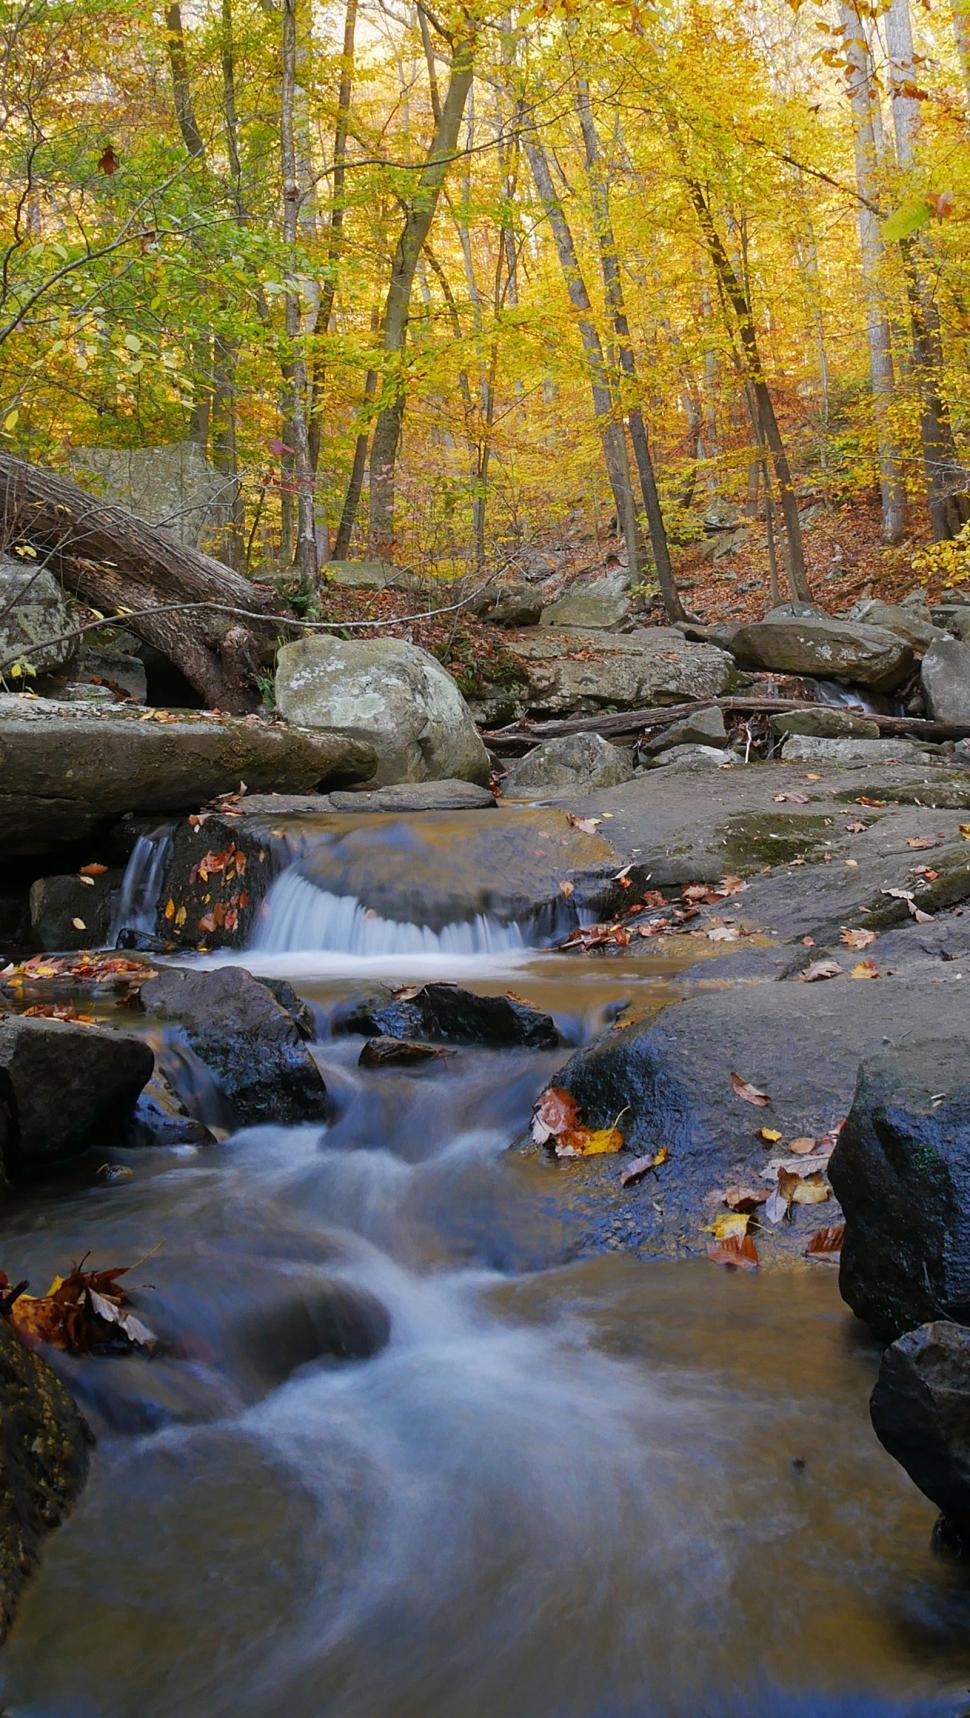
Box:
[0,452,279,710]
[484,696,970,751]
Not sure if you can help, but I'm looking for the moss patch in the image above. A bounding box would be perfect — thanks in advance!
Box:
[721,811,835,872]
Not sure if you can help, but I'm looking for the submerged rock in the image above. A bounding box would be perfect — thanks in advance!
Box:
[0,560,75,676]
[828,1040,970,1340]
[0,1016,153,1181]
[509,627,733,715]
[501,733,633,797]
[337,983,561,1049]
[870,1321,970,1543]
[143,965,328,1127]
[731,612,914,690]
[0,1321,91,1641]
[275,635,490,787]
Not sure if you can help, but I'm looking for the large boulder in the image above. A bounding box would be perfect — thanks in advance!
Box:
[501,733,633,797]
[540,577,631,630]
[0,560,75,676]
[321,558,425,593]
[731,612,914,690]
[642,706,728,754]
[29,871,120,951]
[870,1321,970,1541]
[922,639,970,723]
[0,698,375,857]
[828,1040,970,1340]
[142,965,328,1128]
[66,442,227,550]
[510,628,734,715]
[0,1016,153,1179]
[337,982,561,1048]
[275,636,490,787]
[780,735,940,767]
[475,582,543,627]
[0,1321,90,1641]
[848,599,945,652]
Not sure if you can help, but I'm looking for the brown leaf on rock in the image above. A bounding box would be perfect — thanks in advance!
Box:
[359,1038,440,1068]
[724,1185,768,1212]
[566,814,601,835]
[555,1123,624,1158]
[531,1085,581,1146]
[788,1136,818,1154]
[79,862,108,877]
[706,1233,759,1269]
[805,1223,845,1262]
[620,1145,668,1186]
[731,1071,772,1107]
[850,959,881,979]
[906,836,939,851]
[841,927,877,949]
[802,959,842,982]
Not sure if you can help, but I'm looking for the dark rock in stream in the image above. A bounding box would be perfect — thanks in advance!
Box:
[143,965,328,1127]
[29,869,121,951]
[828,1041,970,1340]
[870,1321,970,1545]
[0,1320,91,1641]
[0,1016,153,1180]
[338,983,561,1049]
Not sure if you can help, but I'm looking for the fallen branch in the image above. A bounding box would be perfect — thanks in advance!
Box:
[484,695,970,750]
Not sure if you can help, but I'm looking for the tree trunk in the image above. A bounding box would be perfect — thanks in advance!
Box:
[0,454,275,710]
[367,24,477,553]
[575,79,684,621]
[523,133,640,580]
[309,0,357,477]
[281,0,318,595]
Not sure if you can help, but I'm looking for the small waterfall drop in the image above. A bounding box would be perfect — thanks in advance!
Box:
[111,828,173,943]
[253,869,532,958]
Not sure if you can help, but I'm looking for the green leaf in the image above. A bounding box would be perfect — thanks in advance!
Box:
[881,198,933,242]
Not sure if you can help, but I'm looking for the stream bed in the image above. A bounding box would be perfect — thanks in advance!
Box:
[3,820,970,1717]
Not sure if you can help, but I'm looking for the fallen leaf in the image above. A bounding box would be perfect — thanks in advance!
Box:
[850,959,881,979]
[71,918,86,931]
[906,836,939,851]
[788,1136,817,1154]
[77,874,95,888]
[567,815,601,835]
[840,927,877,949]
[555,1123,624,1158]
[707,926,740,942]
[79,862,108,877]
[773,791,809,804]
[844,821,866,833]
[723,1184,768,1212]
[805,1223,845,1262]
[802,959,841,982]
[620,1145,668,1186]
[706,1233,759,1269]
[531,1085,581,1146]
[559,880,575,898]
[792,1173,831,1205]
[759,1126,783,1143]
[858,796,887,808]
[359,1037,440,1068]
[709,1210,751,1238]
[731,1071,772,1107]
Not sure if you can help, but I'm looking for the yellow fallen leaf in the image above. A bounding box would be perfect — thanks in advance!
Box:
[792,1174,831,1205]
[71,917,86,931]
[709,1210,750,1239]
[175,904,187,929]
[851,959,880,979]
[759,1126,782,1143]
[164,898,176,921]
[555,1124,624,1158]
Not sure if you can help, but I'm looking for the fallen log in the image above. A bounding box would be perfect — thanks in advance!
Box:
[0,452,279,710]
[484,696,970,750]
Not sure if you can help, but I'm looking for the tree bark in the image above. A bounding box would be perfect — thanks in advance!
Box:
[0,454,276,710]
[486,694,970,747]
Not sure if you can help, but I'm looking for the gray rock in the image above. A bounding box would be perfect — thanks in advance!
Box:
[502,733,633,797]
[540,578,631,630]
[0,1321,90,1642]
[731,613,914,690]
[321,558,425,593]
[829,1039,970,1339]
[931,605,970,643]
[780,735,940,766]
[337,982,560,1048]
[870,1322,970,1538]
[848,598,945,651]
[768,708,880,740]
[75,645,147,702]
[143,965,328,1128]
[511,627,734,715]
[66,443,228,549]
[29,871,120,951]
[647,743,736,769]
[0,559,75,676]
[475,582,543,627]
[0,1015,153,1179]
[643,706,728,754]
[48,682,116,704]
[275,635,490,787]
[330,780,495,812]
[0,698,376,857]
[922,639,970,722]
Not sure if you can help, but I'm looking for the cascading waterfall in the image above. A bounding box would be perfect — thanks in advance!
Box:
[111,828,173,942]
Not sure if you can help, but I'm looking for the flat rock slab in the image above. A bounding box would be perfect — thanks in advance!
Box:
[0,699,376,855]
[731,613,914,690]
[522,972,969,1265]
[329,780,495,812]
[509,627,733,715]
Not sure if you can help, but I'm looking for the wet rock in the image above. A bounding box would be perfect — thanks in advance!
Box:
[922,639,970,723]
[329,780,495,812]
[474,581,543,627]
[0,699,376,857]
[142,965,327,1128]
[870,1321,970,1540]
[29,871,120,951]
[647,743,736,770]
[540,577,631,630]
[0,1016,153,1179]
[848,599,945,652]
[501,733,633,797]
[828,1040,970,1340]
[122,1065,216,1149]
[0,559,75,676]
[0,1320,91,1641]
[275,635,490,787]
[510,627,734,715]
[337,982,561,1049]
[780,735,940,767]
[731,613,914,691]
[768,708,880,740]
[642,706,727,754]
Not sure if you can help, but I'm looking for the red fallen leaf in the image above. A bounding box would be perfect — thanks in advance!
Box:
[731,1071,772,1107]
[805,1223,845,1262]
[3,1257,157,1354]
[197,912,217,935]
[706,1233,759,1269]
[683,883,713,903]
[912,865,938,881]
[238,889,250,909]
[98,144,119,174]
[531,1085,581,1145]
[79,862,108,877]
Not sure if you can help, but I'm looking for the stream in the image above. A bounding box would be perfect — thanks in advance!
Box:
[3,811,970,1716]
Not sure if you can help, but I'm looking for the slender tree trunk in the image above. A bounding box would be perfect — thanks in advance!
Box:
[523,133,640,581]
[308,0,357,478]
[367,22,477,554]
[575,80,684,620]
[838,0,907,541]
[954,0,970,93]
[281,0,318,595]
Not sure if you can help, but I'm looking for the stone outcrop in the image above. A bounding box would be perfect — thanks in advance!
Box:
[510,628,734,715]
[922,639,970,723]
[0,560,75,676]
[501,733,633,797]
[730,611,914,690]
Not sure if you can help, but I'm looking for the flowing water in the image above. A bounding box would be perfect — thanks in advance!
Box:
[3,819,970,1717]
